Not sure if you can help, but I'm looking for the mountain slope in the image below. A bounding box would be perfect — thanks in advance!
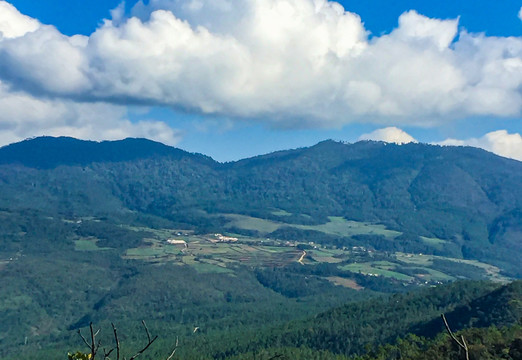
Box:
[0,136,214,168]
[0,137,520,274]
[214,280,521,358]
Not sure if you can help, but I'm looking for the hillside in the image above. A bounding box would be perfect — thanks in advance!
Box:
[0,137,520,275]
[0,136,521,359]
[211,280,522,359]
[0,136,214,168]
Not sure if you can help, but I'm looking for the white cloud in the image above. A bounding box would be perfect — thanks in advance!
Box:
[0,1,39,39]
[357,127,522,161]
[0,80,182,147]
[0,0,521,129]
[437,130,522,161]
[519,7,522,21]
[0,1,182,146]
[394,10,458,51]
[358,127,417,144]
[0,25,91,94]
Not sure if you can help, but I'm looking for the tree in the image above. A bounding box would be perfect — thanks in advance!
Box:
[69,321,178,360]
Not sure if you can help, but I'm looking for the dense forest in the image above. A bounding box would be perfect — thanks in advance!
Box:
[0,137,520,359]
[65,281,522,359]
[0,137,520,275]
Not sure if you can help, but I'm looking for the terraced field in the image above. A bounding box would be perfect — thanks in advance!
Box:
[123,235,303,270]
[69,216,512,285]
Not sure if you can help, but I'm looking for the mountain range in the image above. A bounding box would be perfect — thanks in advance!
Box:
[1,136,521,359]
[0,136,520,275]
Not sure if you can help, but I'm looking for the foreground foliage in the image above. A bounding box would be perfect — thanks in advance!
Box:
[57,281,520,360]
[356,324,522,360]
[65,322,522,360]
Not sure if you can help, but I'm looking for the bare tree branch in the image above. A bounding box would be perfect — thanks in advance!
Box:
[74,321,178,360]
[128,321,158,360]
[103,347,114,359]
[142,320,152,344]
[460,335,469,359]
[165,348,177,360]
[77,323,99,359]
[90,323,97,359]
[441,314,469,360]
[77,329,91,350]
[112,323,121,360]
[268,354,285,360]
[96,339,102,356]
[165,337,179,360]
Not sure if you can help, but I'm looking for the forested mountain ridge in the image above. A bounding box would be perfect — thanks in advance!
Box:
[0,136,521,275]
[216,280,522,358]
[0,136,521,359]
[0,136,214,168]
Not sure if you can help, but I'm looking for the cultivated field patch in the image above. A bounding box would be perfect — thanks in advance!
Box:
[223,214,402,239]
[339,263,413,281]
[117,224,511,283]
[297,216,402,239]
[326,276,364,290]
[74,237,111,251]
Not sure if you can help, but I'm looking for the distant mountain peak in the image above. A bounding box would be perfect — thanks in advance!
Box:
[0,136,211,169]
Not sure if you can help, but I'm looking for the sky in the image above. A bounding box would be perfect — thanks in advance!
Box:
[0,0,521,161]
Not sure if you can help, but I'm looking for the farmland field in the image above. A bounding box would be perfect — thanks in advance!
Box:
[112,222,510,285]
[395,253,510,283]
[419,236,449,249]
[74,237,111,251]
[223,214,402,238]
[339,262,413,281]
[326,276,364,290]
[297,216,402,238]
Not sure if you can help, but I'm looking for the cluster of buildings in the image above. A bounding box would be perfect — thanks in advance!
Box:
[167,239,187,247]
[211,233,239,243]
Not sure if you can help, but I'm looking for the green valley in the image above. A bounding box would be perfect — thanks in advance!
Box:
[0,137,520,359]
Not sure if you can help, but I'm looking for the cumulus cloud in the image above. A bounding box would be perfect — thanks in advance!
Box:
[358,127,417,144]
[0,80,182,147]
[0,1,38,39]
[0,1,182,146]
[358,127,522,161]
[519,7,522,21]
[438,130,522,161]
[0,0,521,128]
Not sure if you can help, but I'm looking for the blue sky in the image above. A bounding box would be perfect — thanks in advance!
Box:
[8,1,522,37]
[1,0,521,161]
